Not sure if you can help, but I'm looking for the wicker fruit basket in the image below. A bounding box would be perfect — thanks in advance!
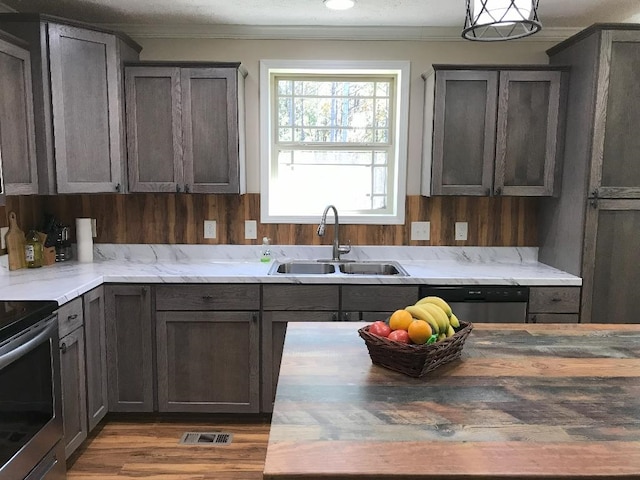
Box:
[358,321,473,378]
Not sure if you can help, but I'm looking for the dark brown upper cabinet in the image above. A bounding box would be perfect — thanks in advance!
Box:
[0,14,141,194]
[423,65,566,197]
[125,63,247,194]
[0,30,38,196]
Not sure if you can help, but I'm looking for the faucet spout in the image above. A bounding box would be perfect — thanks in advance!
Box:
[317,205,351,261]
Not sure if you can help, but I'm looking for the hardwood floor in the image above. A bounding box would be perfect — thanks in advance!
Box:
[67,415,271,479]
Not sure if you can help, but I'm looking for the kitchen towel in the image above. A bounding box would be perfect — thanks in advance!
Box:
[76,218,93,263]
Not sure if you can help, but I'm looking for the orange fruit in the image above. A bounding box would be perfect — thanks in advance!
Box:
[408,319,432,344]
[389,309,413,331]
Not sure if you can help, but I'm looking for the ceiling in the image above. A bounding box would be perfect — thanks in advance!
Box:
[1,0,639,38]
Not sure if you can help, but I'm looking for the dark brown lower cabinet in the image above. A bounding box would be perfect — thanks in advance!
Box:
[83,286,108,430]
[527,286,580,323]
[156,310,260,413]
[59,327,87,459]
[105,284,154,412]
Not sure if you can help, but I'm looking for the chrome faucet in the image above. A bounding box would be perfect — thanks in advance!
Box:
[317,205,351,261]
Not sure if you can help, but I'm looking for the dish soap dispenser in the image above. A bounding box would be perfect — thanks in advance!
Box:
[260,237,272,263]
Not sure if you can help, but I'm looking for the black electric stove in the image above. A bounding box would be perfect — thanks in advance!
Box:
[0,301,58,343]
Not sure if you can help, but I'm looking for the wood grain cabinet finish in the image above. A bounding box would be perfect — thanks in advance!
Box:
[125,63,246,194]
[0,14,140,194]
[59,325,87,459]
[341,285,419,321]
[104,284,154,412]
[155,284,260,413]
[527,286,580,324]
[541,26,640,323]
[261,285,340,412]
[83,286,108,430]
[427,66,565,197]
[0,32,38,195]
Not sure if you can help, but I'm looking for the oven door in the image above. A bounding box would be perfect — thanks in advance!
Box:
[0,315,64,480]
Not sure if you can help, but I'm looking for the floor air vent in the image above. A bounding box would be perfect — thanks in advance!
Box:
[179,432,233,446]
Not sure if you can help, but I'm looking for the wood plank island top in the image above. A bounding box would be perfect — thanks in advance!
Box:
[263,322,640,480]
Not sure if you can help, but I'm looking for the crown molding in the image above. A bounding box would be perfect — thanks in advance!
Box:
[100,23,581,42]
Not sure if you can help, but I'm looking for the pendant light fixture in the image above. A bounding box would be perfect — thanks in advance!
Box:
[324,0,355,10]
[462,0,541,41]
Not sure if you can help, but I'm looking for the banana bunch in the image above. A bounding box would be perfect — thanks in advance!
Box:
[404,296,461,342]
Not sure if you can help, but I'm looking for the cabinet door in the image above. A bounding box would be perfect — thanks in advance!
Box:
[156,311,260,413]
[582,200,640,323]
[593,31,640,198]
[125,66,183,192]
[59,327,87,459]
[0,36,38,195]
[104,285,154,412]
[83,286,108,431]
[342,285,419,314]
[48,24,123,193]
[181,67,241,193]
[495,70,562,196]
[431,70,498,195]
[261,311,338,413]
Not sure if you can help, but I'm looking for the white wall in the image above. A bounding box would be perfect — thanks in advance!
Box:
[134,37,558,194]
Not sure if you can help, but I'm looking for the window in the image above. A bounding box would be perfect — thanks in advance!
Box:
[260,60,410,224]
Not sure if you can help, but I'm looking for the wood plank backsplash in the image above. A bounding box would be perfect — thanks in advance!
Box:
[0,194,537,246]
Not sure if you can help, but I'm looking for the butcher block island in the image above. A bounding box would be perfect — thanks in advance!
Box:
[263,322,640,480]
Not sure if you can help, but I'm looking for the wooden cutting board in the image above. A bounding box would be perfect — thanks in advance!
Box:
[6,211,26,270]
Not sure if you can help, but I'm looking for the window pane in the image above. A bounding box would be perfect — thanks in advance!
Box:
[271,163,374,214]
[278,128,292,142]
[373,166,387,194]
[376,82,390,96]
[278,80,293,95]
[278,98,293,126]
[278,149,374,166]
[374,151,387,165]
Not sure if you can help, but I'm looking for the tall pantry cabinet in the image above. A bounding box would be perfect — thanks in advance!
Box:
[0,14,141,194]
[539,25,640,323]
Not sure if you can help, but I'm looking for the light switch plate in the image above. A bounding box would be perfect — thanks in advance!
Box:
[455,222,468,241]
[204,220,217,239]
[0,226,8,250]
[410,221,430,241]
[245,220,257,240]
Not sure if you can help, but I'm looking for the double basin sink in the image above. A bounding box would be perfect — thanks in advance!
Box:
[269,260,409,276]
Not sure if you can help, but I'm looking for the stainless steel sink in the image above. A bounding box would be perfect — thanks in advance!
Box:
[338,261,408,276]
[270,261,336,275]
[269,260,408,276]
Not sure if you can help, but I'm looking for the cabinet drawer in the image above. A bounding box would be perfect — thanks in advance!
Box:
[262,285,339,311]
[528,287,580,313]
[342,285,419,311]
[155,284,260,311]
[57,297,84,337]
[528,314,579,324]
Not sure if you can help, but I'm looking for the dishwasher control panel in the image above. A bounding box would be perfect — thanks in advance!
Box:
[419,286,529,302]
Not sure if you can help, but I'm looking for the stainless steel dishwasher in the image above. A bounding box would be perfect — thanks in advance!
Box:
[418,286,529,323]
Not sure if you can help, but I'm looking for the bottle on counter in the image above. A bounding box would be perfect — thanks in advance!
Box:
[261,237,272,263]
[25,229,43,268]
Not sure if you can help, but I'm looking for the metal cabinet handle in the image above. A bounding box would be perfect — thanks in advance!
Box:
[494,187,502,195]
[202,295,213,300]
[331,313,338,321]
[184,184,190,193]
[551,297,561,302]
[252,313,258,323]
[530,315,537,324]
[60,343,67,354]
[67,314,78,321]
[343,312,351,321]
[115,183,121,192]
[176,184,182,193]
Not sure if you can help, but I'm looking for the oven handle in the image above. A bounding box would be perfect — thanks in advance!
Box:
[0,317,57,370]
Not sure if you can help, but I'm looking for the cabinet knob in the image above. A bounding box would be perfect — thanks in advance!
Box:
[60,343,67,353]
[530,315,537,324]
[184,184,190,193]
[176,184,182,193]
[202,295,213,301]
[331,313,338,321]
[115,183,121,192]
[344,312,351,321]
[494,187,502,195]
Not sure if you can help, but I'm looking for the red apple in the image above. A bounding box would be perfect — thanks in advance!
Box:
[369,321,391,338]
[388,329,410,344]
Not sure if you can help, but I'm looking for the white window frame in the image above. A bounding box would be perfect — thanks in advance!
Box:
[259,59,410,225]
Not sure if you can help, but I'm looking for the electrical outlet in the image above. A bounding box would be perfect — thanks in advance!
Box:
[0,226,8,250]
[455,222,468,241]
[204,220,217,239]
[245,220,257,240]
[410,221,430,241]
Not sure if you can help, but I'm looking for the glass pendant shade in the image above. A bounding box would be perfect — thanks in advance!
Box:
[462,0,541,41]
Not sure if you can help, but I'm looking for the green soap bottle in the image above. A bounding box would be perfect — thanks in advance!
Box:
[260,237,272,263]
[25,229,43,268]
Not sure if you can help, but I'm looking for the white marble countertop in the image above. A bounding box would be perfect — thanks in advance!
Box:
[0,244,581,305]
